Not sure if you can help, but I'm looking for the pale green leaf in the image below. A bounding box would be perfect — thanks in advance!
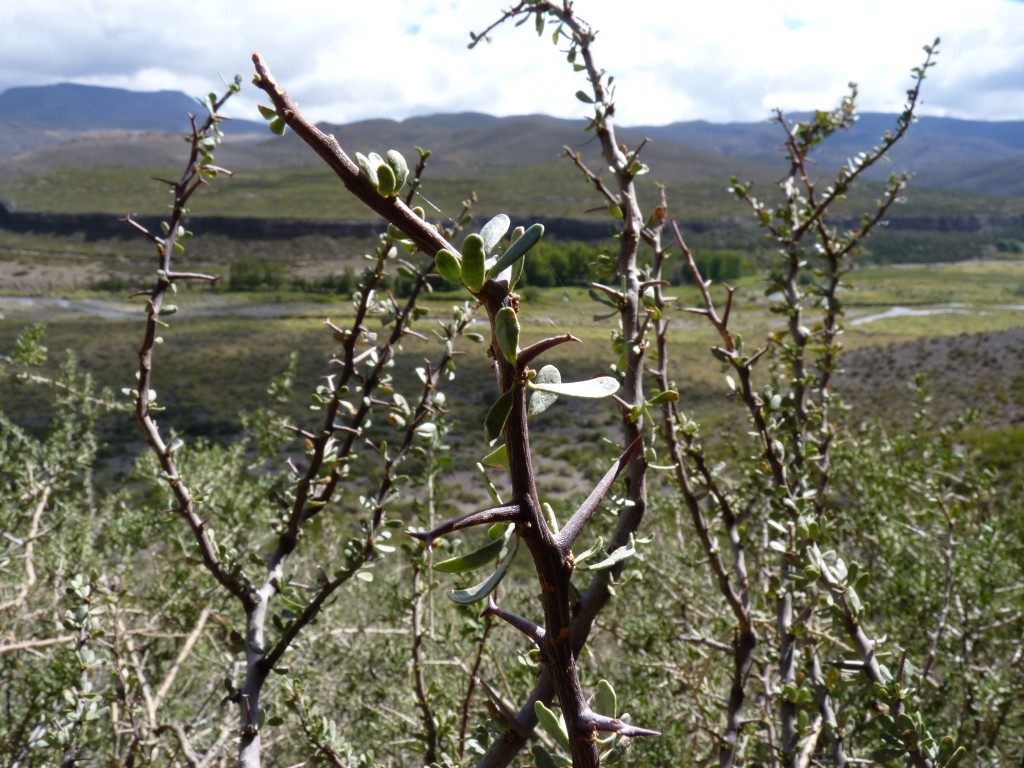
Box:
[529,375,619,399]
[583,535,636,571]
[529,364,561,417]
[479,214,511,255]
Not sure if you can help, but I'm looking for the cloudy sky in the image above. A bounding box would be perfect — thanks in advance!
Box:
[2,1,1023,127]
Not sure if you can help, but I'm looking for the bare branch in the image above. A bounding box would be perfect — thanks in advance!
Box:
[0,484,51,613]
[407,503,524,550]
[155,723,202,767]
[483,596,546,645]
[555,434,643,555]
[152,606,211,715]
[517,333,581,370]
[922,507,956,682]
[251,54,456,262]
[0,634,77,655]
[562,146,621,207]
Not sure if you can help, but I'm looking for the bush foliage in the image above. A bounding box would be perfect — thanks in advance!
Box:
[1,4,1020,768]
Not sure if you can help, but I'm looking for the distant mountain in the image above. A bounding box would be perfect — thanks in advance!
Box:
[632,113,1024,196]
[1,83,203,131]
[253,112,779,183]
[933,154,1024,198]
[0,83,266,156]
[1,83,1023,198]
[0,96,781,189]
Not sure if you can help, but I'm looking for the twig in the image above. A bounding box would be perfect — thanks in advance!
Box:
[922,505,955,682]
[152,605,212,715]
[155,723,202,767]
[0,634,77,654]
[0,484,51,613]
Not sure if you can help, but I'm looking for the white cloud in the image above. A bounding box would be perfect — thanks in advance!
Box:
[2,0,1022,125]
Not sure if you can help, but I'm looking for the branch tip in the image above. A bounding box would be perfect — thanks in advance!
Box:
[406,503,523,550]
[587,711,660,738]
[556,432,643,554]
[483,596,546,644]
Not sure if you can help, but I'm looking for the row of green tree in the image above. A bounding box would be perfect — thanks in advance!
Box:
[225,244,747,294]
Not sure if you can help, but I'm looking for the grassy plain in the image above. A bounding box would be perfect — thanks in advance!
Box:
[4,159,1024,222]
[3,257,1024,460]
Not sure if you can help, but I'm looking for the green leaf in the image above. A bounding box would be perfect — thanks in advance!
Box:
[479,213,510,255]
[435,249,463,283]
[575,90,594,104]
[529,375,619,399]
[434,528,511,573]
[941,745,967,767]
[257,104,277,120]
[461,233,487,292]
[594,679,617,717]
[647,389,679,406]
[375,163,397,197]
[584,535,636,571]
[355,152,378,186]
[485,387,517,442]
[572,536,604,565]
[482,442,509,468]
[268,117,287,136]
[385,149,409,191]
[495,307,520,365]
[531,746,560,768]
[487,223,544,281]
[543,502,560,534]
[529,364,561,417]
[510,245,526,290]
[534,701,571,752]
[447,540,517,604]
[628,159,649,176]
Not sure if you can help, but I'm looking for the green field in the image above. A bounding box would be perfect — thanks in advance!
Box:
[4,156,1024,222]
[4,258,1024,457]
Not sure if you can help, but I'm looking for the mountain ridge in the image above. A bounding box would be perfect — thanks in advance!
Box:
[2,83,1023,198]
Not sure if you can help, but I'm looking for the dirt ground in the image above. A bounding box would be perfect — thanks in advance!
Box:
[837,326,1024,429]
[0,252,104,291]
